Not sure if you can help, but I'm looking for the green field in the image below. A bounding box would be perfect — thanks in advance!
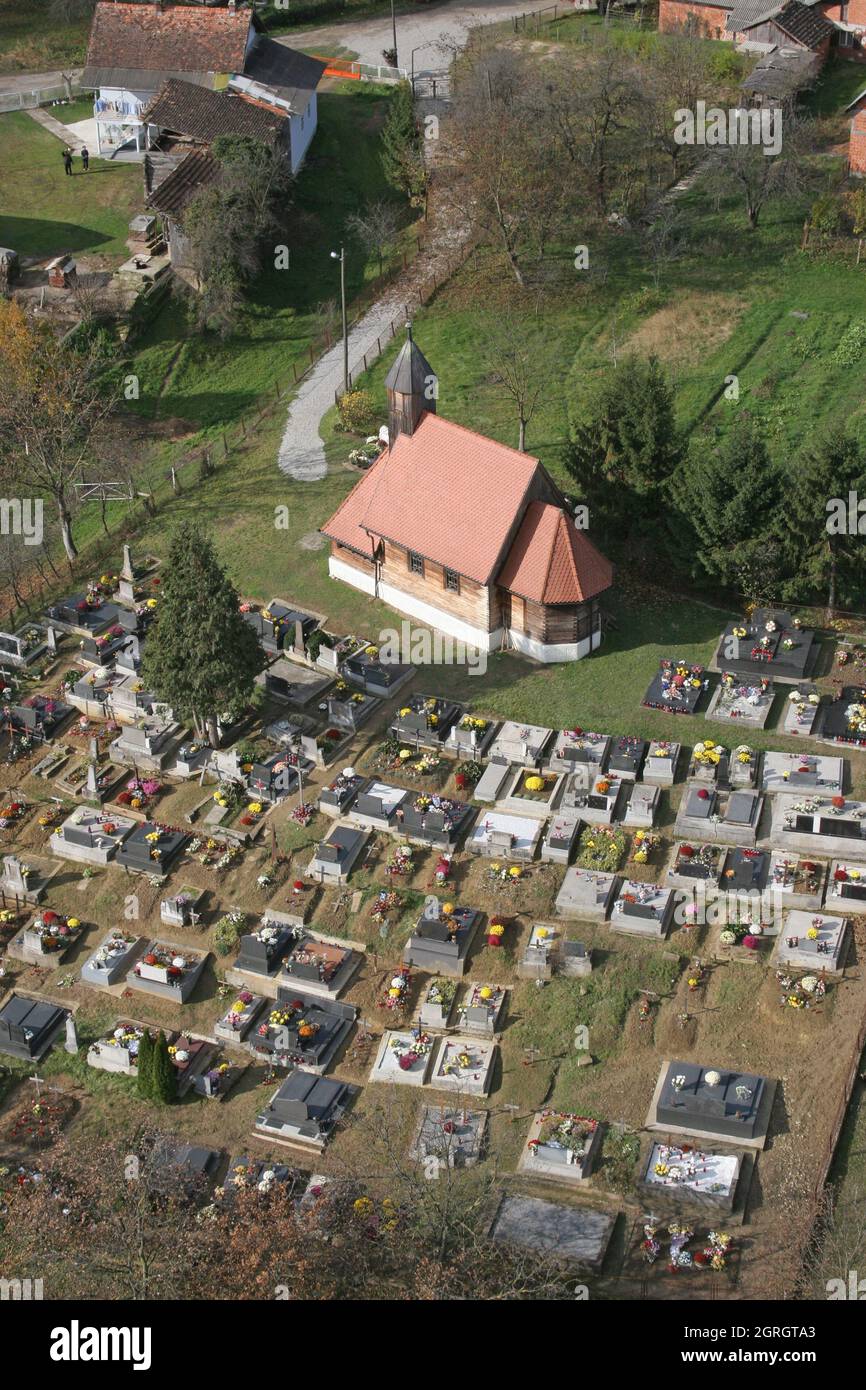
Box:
[0,107,142,260]
[0,0,90,73]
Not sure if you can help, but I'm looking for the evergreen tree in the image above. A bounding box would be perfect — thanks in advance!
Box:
[136,1029,154,1101]
[380,82,426,207]
[141,521,265,747]
[784,430,866,617]
[673,414,782,588]
[150,1031,177,1105]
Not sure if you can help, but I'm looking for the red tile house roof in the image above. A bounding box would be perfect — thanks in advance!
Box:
[85,2,252,76]
[321,413,542,585]
[496,501,613,605]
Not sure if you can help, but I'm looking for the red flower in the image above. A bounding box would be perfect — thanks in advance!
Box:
[742,935,760,950]
[679,844,695,858]
[833,796,846,809]
[835,868,848,881]
[293,880,304,891]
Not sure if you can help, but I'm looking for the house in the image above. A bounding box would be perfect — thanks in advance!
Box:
[145,147,219,269]
[82,0,325,166]
[660,0,849,52]
[736,0,834,51]
[320,329,614,663]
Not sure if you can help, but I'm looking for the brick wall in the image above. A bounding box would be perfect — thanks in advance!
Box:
[850,107,866,172]
[658,0,731,38]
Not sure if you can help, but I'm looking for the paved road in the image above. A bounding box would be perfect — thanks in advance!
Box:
[0,68,81,98]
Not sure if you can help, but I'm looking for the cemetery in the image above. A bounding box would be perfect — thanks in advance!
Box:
[647,1061,775,1149]
[711,610,819,685]
[467,811,546,861]
[281,933,361,999]
[518,923,558,980]
[545,728,610,774]
[457,982,508,1036]
[555,866,619,920]
[318,770,365,817]
[255,1070,355,1149]
[761,751,844,797]
[7,908,85,965]
[773,793,866,857]
[825,860,866,909]
[487,721,554,767]
[642,659,707,714]
[643,740,681,786]
[87,1021,147,1077]
[705,673,775,729]
[519,1110,604,1185]
[447,713,499,759]
[607,736,647,781]
[490,1195,615,1272]
[215,990,267,1045]
[782,686,823,738]
[0,625,52,670]
[403,900,482,977]
[610,880,676,940]
[541,811,582,864]
[774,910,849,976]
[429,1037,496,1096]
[418,977,459,1030]
[410,1105,488,1168]
[0,993,69,1061]
[620,782,661,829]
[248,989,356,1072]
[819,687,866,749]
[370,1029,437,1086]
[344,782,409,832]
[306,823,371,884]
[640,1143,743,1212]
[128,942,208,1003]
[108,718,184,772]
[390,695,464,749]
[80,930,146,989]
[114,820,188,876]
[48,806,136,865]
[767,854,826,911]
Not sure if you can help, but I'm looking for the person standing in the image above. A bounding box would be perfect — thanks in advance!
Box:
[62,147,73,176]
[80,146,89,171]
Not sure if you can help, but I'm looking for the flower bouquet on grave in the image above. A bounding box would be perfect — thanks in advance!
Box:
[703,1231,732,1272]
[641,1223,661,1265]
[370,889,400,928]
[380,967,411,1011]
[487,916,506,947]
[291,802,316,827]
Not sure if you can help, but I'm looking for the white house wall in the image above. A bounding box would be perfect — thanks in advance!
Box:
[289,90,317,172]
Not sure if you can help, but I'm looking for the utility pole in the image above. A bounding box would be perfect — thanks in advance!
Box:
[330,245,348,394]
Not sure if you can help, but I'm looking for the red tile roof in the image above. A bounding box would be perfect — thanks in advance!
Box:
[496,501,613,605]
[321,413,541,585]
[85,2,251,75]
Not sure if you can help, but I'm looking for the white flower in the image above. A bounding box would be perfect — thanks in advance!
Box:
[704,1070,721,1087]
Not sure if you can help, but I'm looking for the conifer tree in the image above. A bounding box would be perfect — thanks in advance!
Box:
[136,1029,154,1101]
[150,1031,177,1105]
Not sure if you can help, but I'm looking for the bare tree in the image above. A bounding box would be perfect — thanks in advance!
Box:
[481,309,544,451]
[646,203,685,289]
[346,201,401,276]
[714,106,814,229]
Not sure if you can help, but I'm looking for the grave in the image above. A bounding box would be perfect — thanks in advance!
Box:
[127,941,208,1003]
[641,1142,742,1211]
[409,1105,488,1168]
[518,923,558,980]
[318,770,365,817]
[610,880,675,939]
[54,756,126,803]
[255,1070,354,1149]
[541,812,582,864]
[0,994,69,1061]
[473,761,513,804]
[114,821,187,877]
[728,745,760,789]
[642,659,707,714]
[666,842,725,892]
[545,728,610,774]
[705,674,775,729]
[486,720,554,767]
[648,1059,775,1148]
[555,866,619,920]
[326,688,383,734]
[400,792,475,849]
[147,1138,220,1197]
[518,1111,604,1184]
[390,694,464,749]
[772,793,866,858]
[457,982,508,1036]
[825,860,866,909]
[80,931,145,989]
[46,593,121,635]
[718,789,765,847]
[767,854,826,911]
[6,695,73,740]
[307,823,371,883]
[214,990,267,1045]
[221,1156,302,1200]
[0,853,58,905]
[498,767,564,820]
[342,645,414,698]
[403,901,481,977]
[233,920,296,977]
[761,751,844,797]
[560,939,592,977]
[418,977,459,1030]
[775,910,848,976]
[467,811,545,861]
[282,933,361,1000]
[109,718,183,771]
[370,1029,437,1087]
[712,609,818,685]
[719,846,769,894]
[242,601,316,655]
[171,739,211,777]
[429,1036,496,1096]
[606,736,647,781]
[168,1032,218,1097]
[258,658,333,707]
[49,807,136,865]
[560,768,623,824]
[446,714,499,759]
[249,988,356,1072]
[490,1195,615,1272]
[8,908,85,965]
[0,625,50,669]
[782,685,823,737]
[87,1022,147,1076]
[345,781,409,832]
[159,886,205,928]
[620,782,661,828]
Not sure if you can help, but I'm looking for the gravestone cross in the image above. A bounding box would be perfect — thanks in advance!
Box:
[121,544,135,582]
[65,1016,78,1054]
[85,762,99,798]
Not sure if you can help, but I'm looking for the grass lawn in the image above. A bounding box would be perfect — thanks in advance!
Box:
[0,0,90,74]
[124,82,415,438]
[0,108,142,260]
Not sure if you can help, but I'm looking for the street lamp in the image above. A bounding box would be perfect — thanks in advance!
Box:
[330,245,348,395]
[390,0,398,67]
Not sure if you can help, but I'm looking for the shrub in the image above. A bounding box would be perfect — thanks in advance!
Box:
[338,389,377,434]
[213,910,245,957]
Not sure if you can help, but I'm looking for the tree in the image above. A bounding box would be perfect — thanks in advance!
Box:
[141,521,265,746]
[136,1028,154,1100]
[380,81,427,207]
[0,300,119,562]
[713,105,813,229]
[481,309,544,451]
[673,414,782,587]
[784,430,866,618]
[346,201,401,277]
[150,1031,177,1105]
